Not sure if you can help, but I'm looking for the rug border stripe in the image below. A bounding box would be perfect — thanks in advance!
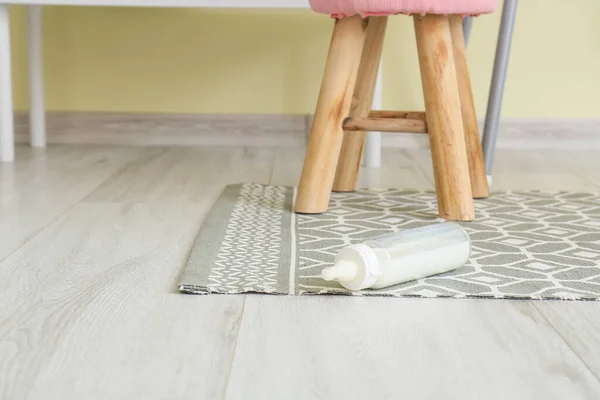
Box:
[289,187,297,295]
[178,184,243,293]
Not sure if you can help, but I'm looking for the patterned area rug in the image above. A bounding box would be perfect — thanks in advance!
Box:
[179,183,600,300]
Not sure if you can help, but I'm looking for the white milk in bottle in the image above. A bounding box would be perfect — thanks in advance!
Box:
[321,223,471,291]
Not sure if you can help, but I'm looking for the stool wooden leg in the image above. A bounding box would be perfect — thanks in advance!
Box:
[333,16,388,192]
[414,14,475,221]
[449,15,490,199]
[294,16,368,214]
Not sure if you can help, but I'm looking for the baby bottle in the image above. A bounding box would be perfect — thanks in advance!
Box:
[320,222,470,291]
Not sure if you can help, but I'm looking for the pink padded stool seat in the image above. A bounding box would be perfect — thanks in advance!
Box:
[309,0,498,18]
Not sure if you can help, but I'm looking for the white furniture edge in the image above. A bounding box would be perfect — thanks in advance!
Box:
[363,67,383,168]
[0,4,14,161]
[28,6,45,148]
[0,2,383,165]
[2,0,308,6]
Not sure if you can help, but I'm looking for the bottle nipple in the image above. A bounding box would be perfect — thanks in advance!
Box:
[321,260,358,282]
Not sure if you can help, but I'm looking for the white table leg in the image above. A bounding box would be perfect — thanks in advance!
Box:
[28,5,45,148]
[0,4,14,162]
[362,63,383,168]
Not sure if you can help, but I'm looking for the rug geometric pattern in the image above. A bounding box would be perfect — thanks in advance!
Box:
[207,183,287,293]
[179,184,600,301]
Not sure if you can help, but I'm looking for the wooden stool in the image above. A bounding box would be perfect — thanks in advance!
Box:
[295,0,498,221]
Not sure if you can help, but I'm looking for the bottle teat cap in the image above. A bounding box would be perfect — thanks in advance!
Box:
[321,260,358,282]
[321,244,381,291]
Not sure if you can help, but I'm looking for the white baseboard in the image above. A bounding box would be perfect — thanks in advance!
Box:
[14,112,600,149]
[15,112,309,147]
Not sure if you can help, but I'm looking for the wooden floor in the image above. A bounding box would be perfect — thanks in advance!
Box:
[1,144,600,400]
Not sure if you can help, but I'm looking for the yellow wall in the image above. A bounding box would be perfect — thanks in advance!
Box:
[8,1,600,118]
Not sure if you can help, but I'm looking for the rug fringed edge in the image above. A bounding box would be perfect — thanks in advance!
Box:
[178,284,600,302]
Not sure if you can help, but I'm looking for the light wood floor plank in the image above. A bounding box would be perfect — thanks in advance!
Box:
[534,302,600,380]
[87,146,275,203]
[492,150,600,191]
[0,145,143,262]
[226,296,600,400]
[406,148,600,192]
[0,202,245,400]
